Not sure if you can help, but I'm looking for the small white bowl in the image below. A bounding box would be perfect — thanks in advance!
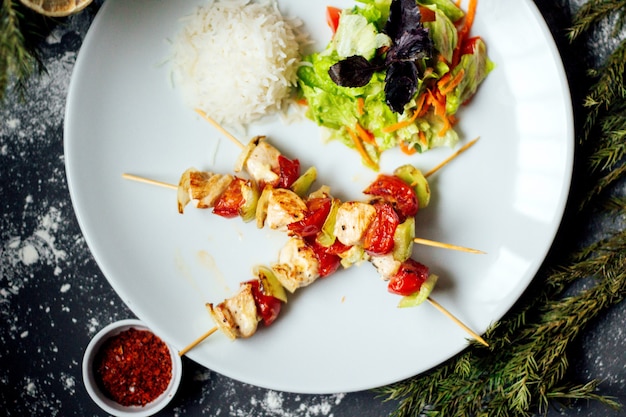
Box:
[82,319,183,417]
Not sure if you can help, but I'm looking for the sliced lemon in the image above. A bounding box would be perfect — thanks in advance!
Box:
[19,0,92,17]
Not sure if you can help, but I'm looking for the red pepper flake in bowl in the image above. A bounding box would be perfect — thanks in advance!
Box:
[94,327,172,407]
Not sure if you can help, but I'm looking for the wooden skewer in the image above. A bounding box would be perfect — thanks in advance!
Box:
[121,173,486,255]
[427,297,489,347]
[122,170,486,255]
[195,108,245,150]
[423,137,479,179]
[130,120,488,352]
[121,173,177,190]
[178,326,218,356]
[413,237,485,254]
[176,297,489,356]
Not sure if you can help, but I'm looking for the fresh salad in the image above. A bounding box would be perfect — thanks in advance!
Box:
[297,0,494,170]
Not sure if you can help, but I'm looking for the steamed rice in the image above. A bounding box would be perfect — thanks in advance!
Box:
[171,0,304,129]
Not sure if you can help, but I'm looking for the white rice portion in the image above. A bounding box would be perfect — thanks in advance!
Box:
[171,0,303,129]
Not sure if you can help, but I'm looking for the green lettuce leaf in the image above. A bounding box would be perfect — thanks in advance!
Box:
[445,37,495,114]
[417,0,464,21]
[423,6,458,63]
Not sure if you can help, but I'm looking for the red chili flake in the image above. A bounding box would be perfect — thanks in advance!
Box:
[94,327,172,407]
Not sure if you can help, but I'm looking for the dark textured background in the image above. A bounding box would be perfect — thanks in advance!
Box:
[1,1,625,416]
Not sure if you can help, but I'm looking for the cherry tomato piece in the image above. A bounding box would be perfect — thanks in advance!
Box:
[363,174,418,221]
[276,155,300,189]
[326,6,342,35]
[387,259,429,296]
[460,36,482,56]
[323,238,352,255]
[363,202,399,256]
[308,240,342,277]
[418,6,436,22]
[288,197,332,237]
[247,280,282,326]
[213,178,245,218]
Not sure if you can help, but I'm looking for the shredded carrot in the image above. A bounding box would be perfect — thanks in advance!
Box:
[356,97,365,116]
[381,93,427,133]
[346,126,378,169]
[424,89,454,137]
[354,122,377,146]
[462,0,478,38]
[452,0,479,65]
[296,98,308,106]
[438,118,452,137]
[437,73,451,90]
[438,68,465,95]
[381,111,419,133]
[427,89,446,118]
[399,140,417,155]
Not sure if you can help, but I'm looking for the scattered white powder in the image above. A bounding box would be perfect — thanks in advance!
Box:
[3,206,68,277]
[5,118,20,129]
[265,391,283,410]
[20,245,40,265]
[227,385,345,417]
[45,27,64,45]
[193,368,212,382]
[24,380,37,397]
[1,25,100,407]
[61,373,76,394]
[87,317,100,334]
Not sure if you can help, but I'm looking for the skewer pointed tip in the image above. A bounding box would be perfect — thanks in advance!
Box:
[427,297,489,347]
[122,173,177,190]
[194,108,245,150]
[413,237,485,254]
[178,326,219,357]
[424,136,480,178]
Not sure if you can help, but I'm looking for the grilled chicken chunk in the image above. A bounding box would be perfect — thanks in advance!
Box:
[190,172,233,209]
[271,237,320,293]
[245,139,281,186]
[371,253,402,279]
[265,188,307,231]
[207,283,258,340]
[177,168,233,213]
[333,201,377,246]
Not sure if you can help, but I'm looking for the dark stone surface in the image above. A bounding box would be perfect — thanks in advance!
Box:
[1,1,624,416]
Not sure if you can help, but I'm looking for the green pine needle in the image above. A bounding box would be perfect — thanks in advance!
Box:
[568,0,626,40]
[380,231,626,417]
[0,0,46,103]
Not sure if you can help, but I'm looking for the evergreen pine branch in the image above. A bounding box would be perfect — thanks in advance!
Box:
[587,98,626,171]
[572,3,626,206]
[380,230,626,417]
[547,381,621,409]
[582,160,626,207]
[602,195,626,211]
[382,4,626,413]
[568,0,626,40]
[580,39,626,140]
[0,0,46,103]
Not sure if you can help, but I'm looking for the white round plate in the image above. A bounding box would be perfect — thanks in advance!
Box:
[65,0,573,394]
